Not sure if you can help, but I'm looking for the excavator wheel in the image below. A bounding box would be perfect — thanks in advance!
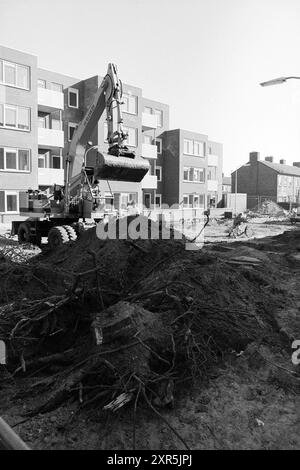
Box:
[63,225,77,242]
[17,223,31,244]
[48,226,70,250]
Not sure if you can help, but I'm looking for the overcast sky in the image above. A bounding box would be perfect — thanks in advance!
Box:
[1,0,300,174]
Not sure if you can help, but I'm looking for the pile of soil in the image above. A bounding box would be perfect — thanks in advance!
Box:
[0,219,299,449]
[248,200,288,217]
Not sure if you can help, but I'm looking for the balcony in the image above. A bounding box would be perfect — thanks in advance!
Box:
[142,112,157,131]
[38,168,64,186]
[208,154,219,167]
[38,128,64,148]
[38,88,64,112]
[207,179,218,191]
[141,143,157,159]
[141,173,157,189]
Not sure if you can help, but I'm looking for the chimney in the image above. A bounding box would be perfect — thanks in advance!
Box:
[265,156,274,163]
[279,159,286,165]
[293,162,300,168]
[249,151,260,165]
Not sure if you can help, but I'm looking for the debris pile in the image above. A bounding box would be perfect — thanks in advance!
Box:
[0,219,292,444]
[247,200,288,218]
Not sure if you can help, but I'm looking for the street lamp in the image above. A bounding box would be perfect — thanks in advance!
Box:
[260,76,300,87]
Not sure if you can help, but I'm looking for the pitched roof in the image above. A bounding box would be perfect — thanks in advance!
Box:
[260,160,300,177]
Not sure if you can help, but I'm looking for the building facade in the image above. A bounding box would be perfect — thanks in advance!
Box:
[0,45,223,222]
[159,129,223,209]
[232,151,300,209]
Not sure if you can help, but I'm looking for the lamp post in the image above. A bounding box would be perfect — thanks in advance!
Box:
[260,76,300,87]
[260,75,300,214]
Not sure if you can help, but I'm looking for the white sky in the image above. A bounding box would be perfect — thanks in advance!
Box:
[1,0,300,175]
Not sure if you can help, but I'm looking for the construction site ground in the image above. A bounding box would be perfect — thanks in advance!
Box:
[0,214,299,450]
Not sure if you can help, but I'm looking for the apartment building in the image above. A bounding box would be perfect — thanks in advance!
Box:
[232,151,300,209]
[0,45,223,221]
[158,129,223,209]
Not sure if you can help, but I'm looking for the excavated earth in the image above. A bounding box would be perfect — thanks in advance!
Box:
[0,220,300,450]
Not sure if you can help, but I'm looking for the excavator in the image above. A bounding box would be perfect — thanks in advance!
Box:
[11,64,150,249]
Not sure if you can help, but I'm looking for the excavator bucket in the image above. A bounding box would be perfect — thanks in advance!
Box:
[94,152,150,183]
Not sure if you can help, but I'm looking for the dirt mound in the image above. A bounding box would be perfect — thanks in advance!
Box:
[248,200,287,217]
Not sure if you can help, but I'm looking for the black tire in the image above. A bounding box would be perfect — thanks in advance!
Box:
[63,225,77,242]
[18,223,31,244]
[48,226,70,250]
[72,222,85,238]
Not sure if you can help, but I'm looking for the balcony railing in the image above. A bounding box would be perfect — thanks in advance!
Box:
[141,143,157,159]
[38,88,64,112]
[38,168,64,186]
[142,113,158,130]
[38,128,64,148]
[141,174,157,189]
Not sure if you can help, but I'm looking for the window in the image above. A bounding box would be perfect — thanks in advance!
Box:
[5,106,17,128]
[68,122,78,141]
[18,107,30,130]
[52,155,61,169]
[38,150,49,168]
[155,194,161,208]
[184,138,205,156]
[18,150,30,171]
[155,165,162,182]
[184,139,193,155]
[183,195,189,208]
[51,82,63,92]
[122,93,137,114]
[6,192,18,212]
[154,109,163,127]
[123,126,137,147]
[183,166,205,182]
[38,79,46,88]
[194,141,204,157]
[68,88,79,108]
[144,106,152,114]
[207,166,216,180]
[0,147,30,172]
[156,138,162,154]
[0,60,29,90]
[0,104,30,131]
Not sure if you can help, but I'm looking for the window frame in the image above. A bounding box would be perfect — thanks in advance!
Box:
[0,103,30,132]
[183,138,205,157]
[154,109,163,127]
[4,191,19,213]
[122,92,138,115]
[0,60,30,90]
[68,122,78,141]
[155,138,162,155]
[183,166,205,183]
[68,88,79,108]
[155,165,162,182]
[155,194,162,208]
[0,147,30,173]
